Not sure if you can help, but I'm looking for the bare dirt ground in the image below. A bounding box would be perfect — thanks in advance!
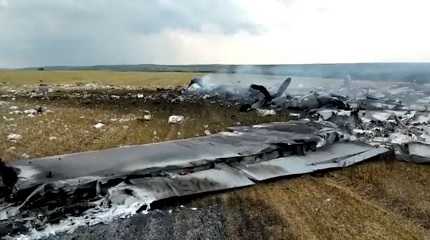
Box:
[1,71,430,240]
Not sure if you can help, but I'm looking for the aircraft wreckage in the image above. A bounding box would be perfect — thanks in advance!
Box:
[1,75,430,238]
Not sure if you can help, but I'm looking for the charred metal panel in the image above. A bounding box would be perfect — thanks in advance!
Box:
[233,143,389,181]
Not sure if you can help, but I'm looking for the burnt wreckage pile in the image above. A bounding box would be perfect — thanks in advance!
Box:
[188,76,430,161]
[0,76,429,238]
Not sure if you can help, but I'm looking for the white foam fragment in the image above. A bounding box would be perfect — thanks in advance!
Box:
[23,109,37,115]
[7,133,22,142]
[256,109,276,117]
[94,123,105,129]
[143,114,152,121]
[168,115,184,124]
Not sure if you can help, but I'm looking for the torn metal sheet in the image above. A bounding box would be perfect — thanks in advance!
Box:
[0,120,390,238]
[397,143,430,163]
[233,143,389,181]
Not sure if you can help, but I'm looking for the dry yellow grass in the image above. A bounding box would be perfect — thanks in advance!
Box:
[0,70,201,89]
[0,98,289,161]
[189,161,430,240]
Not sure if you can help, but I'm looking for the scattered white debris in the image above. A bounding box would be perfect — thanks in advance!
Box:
[94,123,105,129]
[9,110,22,115]
[143,114,152,121]
[390,132,415,144]
[172,96,184,103]
[2,116,14,121]
[7,133,22,142]
[9,106,18,110]
[318,110,335,120]
[190,207,198,211]
[119,117,136,123]
[21,153,30,159]
[204,130,211,136]
[7,146,16,152]
[137,94,144,99]
[168,115,185,124]
[23,109,37,115]
[84,83,98,89]
[256,109,276,117]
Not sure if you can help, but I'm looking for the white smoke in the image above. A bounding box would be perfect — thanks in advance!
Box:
[0,0,8,8]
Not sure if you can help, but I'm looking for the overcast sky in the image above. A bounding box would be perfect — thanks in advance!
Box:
[1,0,429,67]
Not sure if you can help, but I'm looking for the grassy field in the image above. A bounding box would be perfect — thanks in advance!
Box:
[0,98,289,161]
[1,70,430,239]
[190,159,430,239]
[0,70,200,88]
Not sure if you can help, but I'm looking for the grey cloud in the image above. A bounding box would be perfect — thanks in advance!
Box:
[0,0,258,67]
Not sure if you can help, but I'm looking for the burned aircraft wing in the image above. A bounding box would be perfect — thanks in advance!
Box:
[233,142,389,181]
[0,120,390,238]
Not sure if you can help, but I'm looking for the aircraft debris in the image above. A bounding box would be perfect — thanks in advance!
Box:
[94,123,105,129]
[0,120,390,238]
[7,133,22,142]
[1,75,430,238]
[143,114,152,121]
[185,76,430,161]
[168,115,185,124]
[256,109,276,117]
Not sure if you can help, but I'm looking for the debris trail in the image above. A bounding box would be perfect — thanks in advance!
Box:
[187,76,430,160]
[0,120,389,238]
